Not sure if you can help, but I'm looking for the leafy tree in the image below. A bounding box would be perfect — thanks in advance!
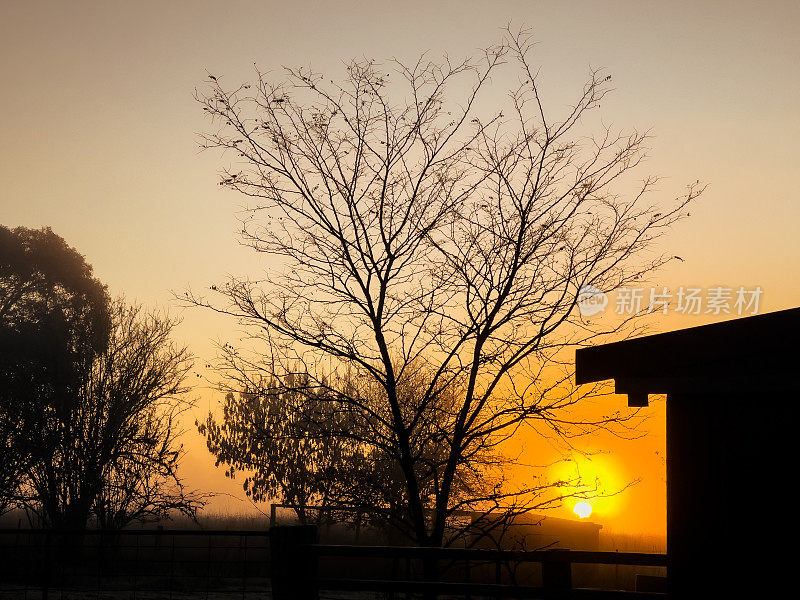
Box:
[190,29,701,548]
[199,373,369,525]
[0,225,110,515]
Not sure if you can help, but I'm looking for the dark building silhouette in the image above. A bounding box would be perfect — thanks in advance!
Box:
[576,307,800,597]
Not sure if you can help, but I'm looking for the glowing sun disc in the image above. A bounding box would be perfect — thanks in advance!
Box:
[574,502,592,518]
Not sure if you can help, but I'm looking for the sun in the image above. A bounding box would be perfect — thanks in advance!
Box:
[548,453,627,521]
[573,501,592,519]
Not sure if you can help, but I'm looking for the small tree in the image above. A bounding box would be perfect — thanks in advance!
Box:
[191,28,701,548]
[89,300,206,529]
[198,375,367,525]
[20,299,204,529]
[0,394,27,516]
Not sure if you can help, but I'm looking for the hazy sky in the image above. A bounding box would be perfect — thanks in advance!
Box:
[2,0,799,534]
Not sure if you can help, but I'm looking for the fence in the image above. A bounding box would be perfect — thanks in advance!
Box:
[271,525,668,599]
[0,528,270,599]
[0,526,667,599]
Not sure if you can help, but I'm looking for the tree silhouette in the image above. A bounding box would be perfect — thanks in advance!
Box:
[19,298,204,529]
[190,28,701,548]
[198,373,368,525]
[88,300,206,529]
[1,226,204,528]
[199,365,508,537]
[0,225,110,516]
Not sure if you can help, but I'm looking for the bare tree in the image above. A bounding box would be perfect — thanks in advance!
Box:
[90,301,209,529]
[0,401,26,516]
[21,299,205,529]
[189,28,701,548]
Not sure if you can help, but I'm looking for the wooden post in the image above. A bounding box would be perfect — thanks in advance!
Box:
[542,549,572,591]
[41,530,51,600]
[269,525,318,600]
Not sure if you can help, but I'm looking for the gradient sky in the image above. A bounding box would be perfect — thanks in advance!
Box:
[2,0,799,535]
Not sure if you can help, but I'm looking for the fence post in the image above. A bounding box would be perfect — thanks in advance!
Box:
[542,549,572,591]
[41,530,51,600]
[133,533,139,600]
[269,525,318,600]
[169,533,175,600]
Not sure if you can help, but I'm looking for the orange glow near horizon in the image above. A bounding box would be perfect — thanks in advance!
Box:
[548,451,628,521]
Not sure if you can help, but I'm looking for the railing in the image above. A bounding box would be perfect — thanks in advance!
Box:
[1,525,668,599]
[0,527,270,599]
[270,525,668,599]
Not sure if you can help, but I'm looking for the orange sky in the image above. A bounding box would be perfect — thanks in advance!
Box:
[2,1,799,535]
